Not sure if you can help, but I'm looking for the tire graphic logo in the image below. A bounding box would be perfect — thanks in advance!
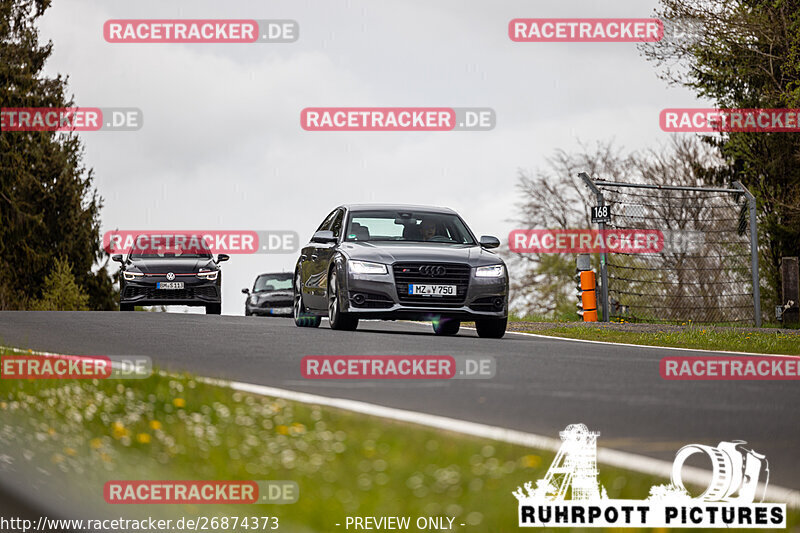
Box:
[419,265,446,277]
[166,272,175,281]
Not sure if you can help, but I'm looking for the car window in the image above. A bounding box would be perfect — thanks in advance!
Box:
[317,210,339,232]
[344,210,476,244]
[329,209,345,238]
[254,274,292,292]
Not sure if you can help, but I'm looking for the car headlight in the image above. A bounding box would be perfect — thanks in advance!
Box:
[475,264,505,278]
[123,271,143,281]
[250,294,262,304]
[197,270,219,280]
[349,260,388,275]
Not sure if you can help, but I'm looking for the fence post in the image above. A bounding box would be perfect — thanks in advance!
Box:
[733,181,761,327]
[578,172,609,322]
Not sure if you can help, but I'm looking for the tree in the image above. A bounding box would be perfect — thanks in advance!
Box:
[30,256,89,310]
[0,0,117,309]
[508,137,734,321]
[641,0,800,317]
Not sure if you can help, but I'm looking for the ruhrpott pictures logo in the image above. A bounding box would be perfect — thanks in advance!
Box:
[514,424,786,528]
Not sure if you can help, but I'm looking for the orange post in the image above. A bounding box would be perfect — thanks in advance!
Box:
[580,270,598,322]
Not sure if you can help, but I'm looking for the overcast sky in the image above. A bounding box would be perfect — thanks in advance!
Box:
[38,0,706,314]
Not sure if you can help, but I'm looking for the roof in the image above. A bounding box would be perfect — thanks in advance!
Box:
[340,204,457,214]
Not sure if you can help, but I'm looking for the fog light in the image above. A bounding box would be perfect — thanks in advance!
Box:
[352,293,366,306]
[493,297,504,309]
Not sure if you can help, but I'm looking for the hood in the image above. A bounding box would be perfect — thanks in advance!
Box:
[338,242,503,266]
[128,258,216,274]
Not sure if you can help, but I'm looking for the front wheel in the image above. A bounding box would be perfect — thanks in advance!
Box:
[328,270,358,331]
[433,318,460,336]
[475,317,507,338]
[206,303,221,315]
[119,303,134,312]
[294,273,321,328]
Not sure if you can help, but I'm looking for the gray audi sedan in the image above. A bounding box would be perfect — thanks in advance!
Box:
[293,204,508,337]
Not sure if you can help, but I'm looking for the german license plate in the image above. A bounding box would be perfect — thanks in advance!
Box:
[156,282,184,289]
[408,284,455,296]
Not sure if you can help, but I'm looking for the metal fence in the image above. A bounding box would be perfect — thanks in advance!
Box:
[578,172,761,326]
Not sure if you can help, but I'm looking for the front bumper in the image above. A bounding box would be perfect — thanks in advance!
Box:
[121,277,220,307]
[340,268,507,320]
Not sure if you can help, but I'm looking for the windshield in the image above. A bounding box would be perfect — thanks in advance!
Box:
[344,210,476,244]
[129,234,213,259]
[254,273,292,292]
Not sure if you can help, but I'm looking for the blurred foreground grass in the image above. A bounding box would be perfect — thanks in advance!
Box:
[0,348,796,532]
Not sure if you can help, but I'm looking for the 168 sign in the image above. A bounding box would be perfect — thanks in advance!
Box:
[591,205,610,223]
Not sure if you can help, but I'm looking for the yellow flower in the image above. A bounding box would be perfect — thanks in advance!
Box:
[90,438,103,450]
[100,452,112,463]
[149,420,162,430]
[51,454,64,464]
[47,427,56,436]
[136,433,151,444]
[111,421,129,439]
[0,402,7,410]
[64,448,77,457]
[173,398,186,408]
[520,454,541,468]
[277,425,289,435]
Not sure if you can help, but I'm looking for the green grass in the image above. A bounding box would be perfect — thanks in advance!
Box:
[525,326,800,355]
[1,348,797,532]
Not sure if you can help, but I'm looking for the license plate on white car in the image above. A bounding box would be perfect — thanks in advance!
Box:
[408,284,456,296]
[157,282,184,289]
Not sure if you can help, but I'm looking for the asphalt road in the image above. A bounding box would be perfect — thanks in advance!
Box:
[1,311,798,489]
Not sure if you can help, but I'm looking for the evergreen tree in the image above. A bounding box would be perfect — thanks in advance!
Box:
[0,0,117,309]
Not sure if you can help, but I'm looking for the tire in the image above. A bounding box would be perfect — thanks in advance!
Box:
[294,273,321,328]
[119,303,134,312]
[328,270,358,331]
[432,318,460,336]
[476,317,507,338]
[206,303,221,315]
[245,310,252,317]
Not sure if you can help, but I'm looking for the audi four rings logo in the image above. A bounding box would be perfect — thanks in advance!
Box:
[419,265,446,277]
[166,272,175,281]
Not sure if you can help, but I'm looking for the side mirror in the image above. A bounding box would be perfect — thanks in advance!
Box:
[480,235,500,249]
[112,254,124,263]
[311,230,337,244]
[242,288,250,295]
[216,254,230,263]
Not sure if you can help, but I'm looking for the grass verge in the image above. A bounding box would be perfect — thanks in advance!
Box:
[0,348,797,532]
[519,326,800,355]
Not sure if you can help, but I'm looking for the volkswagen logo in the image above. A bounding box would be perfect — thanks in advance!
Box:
[419,265,446,277]
[166,272,175,281]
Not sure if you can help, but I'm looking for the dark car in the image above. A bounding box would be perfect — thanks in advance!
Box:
[113,234,228,314]
[242,273,294,316]
[293,205,508,338]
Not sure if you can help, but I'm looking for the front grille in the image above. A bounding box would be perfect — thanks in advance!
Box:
[469,296,497,312]
[392,262,470,306]
[349,291,393,309]
[263,299,293,308]
[123,286,217,300]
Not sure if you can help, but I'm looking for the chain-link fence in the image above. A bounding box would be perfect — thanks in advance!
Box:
[579,173,761,325]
